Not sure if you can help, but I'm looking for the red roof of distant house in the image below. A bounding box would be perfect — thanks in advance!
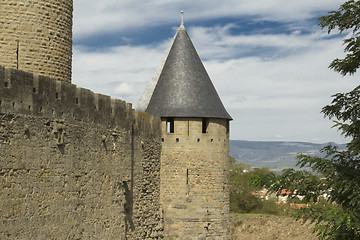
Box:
[290,203,307,209]
[279,189,292,195]
[252,189,268,196]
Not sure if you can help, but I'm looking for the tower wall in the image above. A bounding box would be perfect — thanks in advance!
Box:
[160,117,230,239]
[0,0,73,82]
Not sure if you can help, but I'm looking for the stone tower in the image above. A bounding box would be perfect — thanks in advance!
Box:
[137,13,232,239]
[0,0,73,82]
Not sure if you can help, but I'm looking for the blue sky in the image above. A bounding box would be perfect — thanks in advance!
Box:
[72,0,358,143]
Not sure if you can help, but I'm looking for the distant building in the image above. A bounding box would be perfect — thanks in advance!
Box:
[276,189,305,204]
[252,188,270,200]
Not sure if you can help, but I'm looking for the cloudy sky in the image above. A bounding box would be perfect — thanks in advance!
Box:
[72,0,358,144]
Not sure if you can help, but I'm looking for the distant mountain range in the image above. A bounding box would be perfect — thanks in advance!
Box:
[229,140,347,172]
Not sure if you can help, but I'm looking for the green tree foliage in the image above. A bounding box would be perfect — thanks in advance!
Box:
[268,168,325,203]
[319,0,360,75]
[229,157,284,215]
[268,1,360,238]
[270,150,360,239]
[229,156,260,213]
[250,167,276,190]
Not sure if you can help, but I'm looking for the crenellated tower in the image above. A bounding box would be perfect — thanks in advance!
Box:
[0,0,73,82]
[137,12,232,239]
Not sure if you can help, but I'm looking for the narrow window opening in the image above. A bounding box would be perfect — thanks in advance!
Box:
[202,118,209,134]
[176,138,179,143]
[211,139,214,143]
[55,92,59,99]
[226,120,230,134]
[39,107,42,112]
[186,169,190,197]
[12,102,15,108]
[166,118,174,133]
[187,121,190,136]
[16,40,20,70]
[33,87,36,93]
[4,82,8,88]
[76,97,79,104]
[0,100,2,106]
[28,105,31,111]
[161,138,164,142]
[197,138,200,142]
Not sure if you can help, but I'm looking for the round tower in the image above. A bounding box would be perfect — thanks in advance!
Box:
[159,117,230,239]
[137,15,232,239]
[0,0,73,82]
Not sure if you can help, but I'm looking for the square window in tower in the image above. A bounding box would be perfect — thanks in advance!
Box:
[202,118,209,133]
[166,118,174,133]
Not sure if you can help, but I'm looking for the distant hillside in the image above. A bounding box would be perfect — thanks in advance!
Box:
[229,140,347,171]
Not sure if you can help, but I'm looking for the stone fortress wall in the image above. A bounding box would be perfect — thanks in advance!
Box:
[0,0,230,238]
[0,0,73,82]
[0,66,163,239]
[160,118,230,239]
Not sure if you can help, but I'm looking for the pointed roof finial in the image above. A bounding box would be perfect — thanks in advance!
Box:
[180,10,184,27]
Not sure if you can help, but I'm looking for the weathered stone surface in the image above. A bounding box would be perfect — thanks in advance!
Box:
[0,67,163,239]
[160,117,230,239]
[0,1,232,238]
[0,0,73,82]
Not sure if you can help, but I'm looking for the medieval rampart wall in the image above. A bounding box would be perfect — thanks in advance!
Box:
[0,66,163,239]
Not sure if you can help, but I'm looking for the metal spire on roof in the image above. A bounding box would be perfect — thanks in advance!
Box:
[181,10,184,26]
[180,10,185,30]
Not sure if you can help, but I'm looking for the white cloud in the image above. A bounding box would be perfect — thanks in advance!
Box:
[191,25,358,143]
[72,1,358,143]
[188,24,353,97]
[73,0,344,39]
[188,24,334,61]
[72,43,167,103]
[115,82,135,96]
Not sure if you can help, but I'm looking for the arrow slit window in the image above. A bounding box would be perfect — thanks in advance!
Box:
[166,118,174,133]
[202,118,208,133]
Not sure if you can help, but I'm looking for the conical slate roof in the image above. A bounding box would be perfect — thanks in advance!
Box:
[137,21,232,120]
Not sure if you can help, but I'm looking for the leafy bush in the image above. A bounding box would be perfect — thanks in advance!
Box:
[229,156,289,216]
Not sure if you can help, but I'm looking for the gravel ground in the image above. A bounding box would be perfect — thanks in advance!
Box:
[230,214,318,240]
